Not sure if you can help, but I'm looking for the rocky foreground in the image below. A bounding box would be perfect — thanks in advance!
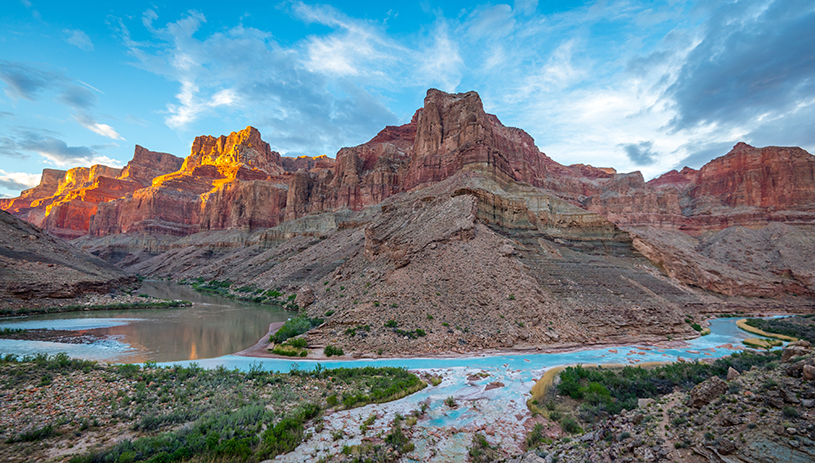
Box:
[512,342,815,463]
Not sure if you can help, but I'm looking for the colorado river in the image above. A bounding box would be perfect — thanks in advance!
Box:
[0,280,769,370]
[0,280,291,363]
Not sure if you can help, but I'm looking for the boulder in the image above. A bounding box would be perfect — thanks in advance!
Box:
[296,286,316,309]
[727,367,740,380]
[783,347,810,363]
[690,376,727,408]
[804,365,815,381]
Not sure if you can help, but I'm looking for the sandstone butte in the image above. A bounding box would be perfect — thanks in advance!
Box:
[2,89,815,354]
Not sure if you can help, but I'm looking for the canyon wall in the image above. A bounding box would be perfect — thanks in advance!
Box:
[3,89,815,301]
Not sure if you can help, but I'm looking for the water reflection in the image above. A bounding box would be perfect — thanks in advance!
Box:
[0,280,291,363]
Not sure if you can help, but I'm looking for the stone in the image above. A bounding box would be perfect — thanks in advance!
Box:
[727,367,740,380]
[783,347,810,363]
[690,376,727,408]
[718,439,737,455]
[637,398,654,408]
[781,388,800,404]
[297,286,316,309]
[803,365,815,381]
[789,340,812,348]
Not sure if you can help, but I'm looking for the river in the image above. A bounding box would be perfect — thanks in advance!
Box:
[0,280,768,371]
[0,280,291,363]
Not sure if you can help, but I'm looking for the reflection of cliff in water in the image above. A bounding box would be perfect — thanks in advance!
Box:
[96,280,292,362]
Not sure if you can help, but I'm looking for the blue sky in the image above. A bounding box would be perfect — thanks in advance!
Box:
[1,0,814,197]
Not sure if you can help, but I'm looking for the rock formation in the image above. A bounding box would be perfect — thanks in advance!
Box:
[584,143,815,231]
[4,88,815,311]
[0,147,184,238]
[0,210,134,304]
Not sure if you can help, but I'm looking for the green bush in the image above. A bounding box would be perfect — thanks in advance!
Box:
[783,406,800,418]
[746,317,815,343]
[560,415,582,434]
[385,320,398,328]
[324,345,344,357]
[557,351,780,419]
[287,338,307,348]
[273,317,324,343]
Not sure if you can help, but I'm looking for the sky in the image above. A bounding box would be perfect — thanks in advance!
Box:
[1,0,814,197]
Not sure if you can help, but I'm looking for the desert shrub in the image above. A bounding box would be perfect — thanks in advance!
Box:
[287,338,307,348]
[273,316,323,343]
[746,317,815,343]
[560,415,582,434]
[324,345,344,357]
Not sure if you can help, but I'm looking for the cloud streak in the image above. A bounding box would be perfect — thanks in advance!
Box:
[0,61,123,140]
[64,29,94,51]
[0,129,121,167]
[0,169,41,191]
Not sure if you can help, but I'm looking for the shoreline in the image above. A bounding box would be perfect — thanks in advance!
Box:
[232,320,742,363]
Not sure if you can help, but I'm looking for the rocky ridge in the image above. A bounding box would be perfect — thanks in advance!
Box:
[0,210,134,306]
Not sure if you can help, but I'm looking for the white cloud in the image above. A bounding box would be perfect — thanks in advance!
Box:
[84,122,124,140]
[112,9,399,155]
[0,169,41,190]
[64,29,94,51]
[515,0,538,16]
[417,22,463,93]
[99,0,814,175]
[74,113,125,140]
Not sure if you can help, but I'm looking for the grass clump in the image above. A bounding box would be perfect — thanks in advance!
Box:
[470,433,504,461]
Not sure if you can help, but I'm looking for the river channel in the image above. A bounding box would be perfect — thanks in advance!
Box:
[0,280,290,363]
[0,280,769,370]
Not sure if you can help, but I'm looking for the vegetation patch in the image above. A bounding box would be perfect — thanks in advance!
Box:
[0,300,191,318]
[272,316,324,343]
[743,316,813,343]
[184,278,298,309]
[554,351,781,423]
[1,354,424,463]
[324,345,344,357]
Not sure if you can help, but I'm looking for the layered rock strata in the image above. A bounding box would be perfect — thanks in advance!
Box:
[5,89,815,305]
[0,210,134,304]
